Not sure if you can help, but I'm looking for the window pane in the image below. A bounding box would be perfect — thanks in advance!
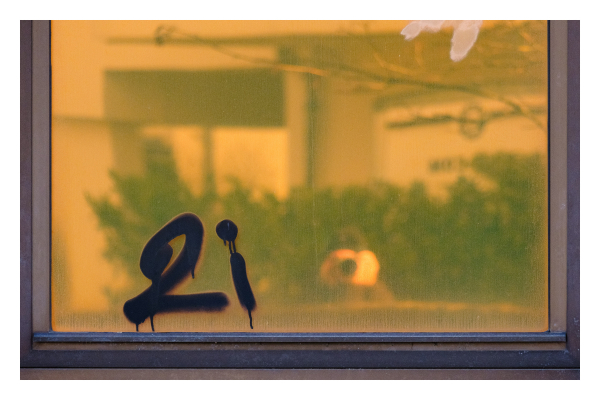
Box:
[51,20,548,332]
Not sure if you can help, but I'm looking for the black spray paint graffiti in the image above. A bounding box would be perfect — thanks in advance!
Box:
[123,213,256,331]
[216,219,256,329]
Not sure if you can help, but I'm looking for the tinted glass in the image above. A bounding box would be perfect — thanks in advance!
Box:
[52,20,548,332]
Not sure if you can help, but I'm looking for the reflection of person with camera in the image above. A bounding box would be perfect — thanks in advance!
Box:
[320,227,394,304]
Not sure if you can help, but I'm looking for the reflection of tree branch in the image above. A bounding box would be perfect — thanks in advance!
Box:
[380,73,546,131]
[346,23,547,131]
[385,105,547,130]
[155,25,329,76]
[355,23,423,78]
[154,25,546,132]
[307,56,546,132]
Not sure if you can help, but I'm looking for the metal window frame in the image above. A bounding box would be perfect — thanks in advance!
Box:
[20,20,580,379]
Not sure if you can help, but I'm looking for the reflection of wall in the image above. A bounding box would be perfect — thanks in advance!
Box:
[50,21,281,119]
[52,118,129,312]
[374,94,547,198]
[51,20,413,118]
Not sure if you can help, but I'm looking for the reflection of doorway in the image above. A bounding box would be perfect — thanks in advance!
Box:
[137,125,290,199]
[104,69,381,192]
[212,127,289,199]
[105,69,296,198]
[142,125,206,196]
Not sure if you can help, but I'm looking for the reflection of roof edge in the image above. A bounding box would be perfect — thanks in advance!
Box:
[105,21,533,46]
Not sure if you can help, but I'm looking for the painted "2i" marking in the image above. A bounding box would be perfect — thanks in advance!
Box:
[123,213,256,331]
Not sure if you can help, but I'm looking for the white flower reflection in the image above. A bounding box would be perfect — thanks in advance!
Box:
[401,20,483,62]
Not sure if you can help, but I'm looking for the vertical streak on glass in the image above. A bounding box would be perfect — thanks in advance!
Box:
[306,73,318,188]
[204,126,216,195]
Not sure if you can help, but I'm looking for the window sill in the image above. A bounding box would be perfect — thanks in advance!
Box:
[34,331,566,344]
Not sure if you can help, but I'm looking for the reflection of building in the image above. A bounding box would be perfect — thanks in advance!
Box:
[51,21,547,313]
[374,91,547,198]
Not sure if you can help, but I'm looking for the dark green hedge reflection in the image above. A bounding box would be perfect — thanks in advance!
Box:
[89,140,546,310]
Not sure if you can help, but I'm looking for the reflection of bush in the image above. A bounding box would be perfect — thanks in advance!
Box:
[89,143,546,307]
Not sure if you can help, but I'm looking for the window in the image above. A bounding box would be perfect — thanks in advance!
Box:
[20,20,579,379]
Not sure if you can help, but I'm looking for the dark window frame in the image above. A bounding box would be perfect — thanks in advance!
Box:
[20,20,580,379]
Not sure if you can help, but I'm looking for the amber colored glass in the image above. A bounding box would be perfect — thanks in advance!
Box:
[51,20,548,332]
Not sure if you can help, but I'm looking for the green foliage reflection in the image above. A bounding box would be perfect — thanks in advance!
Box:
[88,142,546,308]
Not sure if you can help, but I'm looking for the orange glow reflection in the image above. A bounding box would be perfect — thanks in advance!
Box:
[320,249,380,287]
